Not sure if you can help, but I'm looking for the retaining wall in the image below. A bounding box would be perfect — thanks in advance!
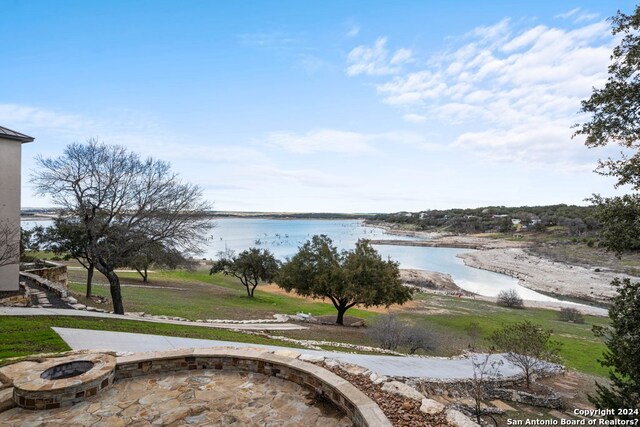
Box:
[22,261,68,288]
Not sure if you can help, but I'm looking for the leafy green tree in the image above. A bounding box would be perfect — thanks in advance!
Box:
[575,6,640,184]
[574,6,640,255]
[490,320,561,388]
[38,217,96,297]
[19,225,42,261]
[277,235,412,325]
[591,278,640,413]
[575,6,640,411]
[210,248,280,297]
[129,239,191,283]
[590,194,640,254]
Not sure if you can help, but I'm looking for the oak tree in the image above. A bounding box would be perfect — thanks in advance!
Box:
[209,248,279,297]
[277,235,412,325]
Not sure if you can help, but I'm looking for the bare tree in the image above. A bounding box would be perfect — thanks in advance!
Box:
[468,354,503,424]
[403,326,435,354]
[32,140,212,314]
[0,220,19,268]
[496,289,524,308]
[367,314,406,351]
[368,314,435,353]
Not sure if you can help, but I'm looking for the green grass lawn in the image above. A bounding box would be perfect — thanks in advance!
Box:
[400,293,610,376]
[67,268,375,322]
[33,264,612,377]
[0,316,303,364]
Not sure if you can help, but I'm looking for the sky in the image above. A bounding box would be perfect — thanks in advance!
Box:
[1,0,637,213]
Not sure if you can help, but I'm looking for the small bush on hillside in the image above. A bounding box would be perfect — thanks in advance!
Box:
[558,307,585,323]
[368,314,435,353]
[368,314,405,351]
[466,321,482,350]
[497,289,524,308]
[403,326,436,354]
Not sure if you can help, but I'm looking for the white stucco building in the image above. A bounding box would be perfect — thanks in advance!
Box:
[0,126,34,291]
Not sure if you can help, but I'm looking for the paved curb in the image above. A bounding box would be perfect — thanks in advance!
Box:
[0,307,307,331]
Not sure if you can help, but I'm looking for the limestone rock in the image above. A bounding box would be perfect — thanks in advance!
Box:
[324,358,340,368]
[298,354,325,363]
[446,409,480,427]
[272,349,301,359]
[368,372,388,384]
[65,296,78,304]
[381,381,424,401]
[420,398,445,415]
[0,388,16,412]
[340,363,368,376]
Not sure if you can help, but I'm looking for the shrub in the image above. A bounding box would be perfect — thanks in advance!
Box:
[368,314,435,353]
[367,314,405,351]
[465,321,482,350]
[497,289,524,308]
[490,320,562,388]
[403,326,436,354]
[558,307,585,323]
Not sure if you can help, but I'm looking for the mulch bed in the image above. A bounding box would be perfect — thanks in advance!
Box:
[323,364,451,427]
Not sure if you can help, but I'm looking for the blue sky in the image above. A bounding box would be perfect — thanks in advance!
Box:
[2,0,636,212]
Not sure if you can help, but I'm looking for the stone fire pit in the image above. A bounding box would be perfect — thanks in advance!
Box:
[12,353,116,410]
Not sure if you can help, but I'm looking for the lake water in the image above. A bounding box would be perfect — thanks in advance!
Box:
[20,217,573,303]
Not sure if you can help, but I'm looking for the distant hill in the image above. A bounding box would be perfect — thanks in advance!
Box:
[370,204,598,235]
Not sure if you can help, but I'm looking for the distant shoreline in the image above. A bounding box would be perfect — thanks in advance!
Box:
[369,221,621,310]
[21,212,376,221]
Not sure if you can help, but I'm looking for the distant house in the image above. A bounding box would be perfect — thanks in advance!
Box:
[0,126,34,292]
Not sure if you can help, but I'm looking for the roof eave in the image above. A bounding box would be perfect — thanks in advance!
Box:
[0,134,35,143]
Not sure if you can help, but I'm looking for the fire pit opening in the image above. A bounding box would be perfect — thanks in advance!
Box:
[40,361,94,380]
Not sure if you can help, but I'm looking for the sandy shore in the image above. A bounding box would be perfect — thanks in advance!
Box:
[369,222,634,311]
[399,269,472,295]
[457,247,629,306]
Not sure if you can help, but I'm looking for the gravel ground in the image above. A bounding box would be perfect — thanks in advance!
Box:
[323,364,451,427]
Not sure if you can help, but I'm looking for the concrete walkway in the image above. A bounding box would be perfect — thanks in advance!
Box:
[0,307,307,331]
[53,327,524,379]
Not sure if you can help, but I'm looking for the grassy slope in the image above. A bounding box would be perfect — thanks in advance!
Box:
[0,316,302,364]
[67,269,375,322]
[12,265,611,376]
[401,293,609,376]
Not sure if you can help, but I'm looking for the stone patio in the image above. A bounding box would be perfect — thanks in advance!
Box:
[1,369,353,426]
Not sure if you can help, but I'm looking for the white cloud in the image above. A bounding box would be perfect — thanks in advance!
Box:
[237,32,301,49]
[555,8,599,23]
[346,37,413,76]
[0,104,93,140]
[266,129,374,154]
[555,8,580,19]
[348,18,615,170]
[346,25,360,38]
[403,113,427,123]
[265,128,439,155]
